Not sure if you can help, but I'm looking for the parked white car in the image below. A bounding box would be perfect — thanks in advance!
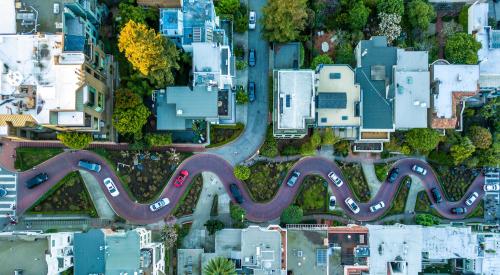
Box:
[249,11,256,30]
[412,165,427,176]
[150,198,170,212]
[345,197,360,214]
[369,201,385,213]
[103,177,119,197]
[328,171,343,187]
[484,183,499,192]
[465,192,479,206]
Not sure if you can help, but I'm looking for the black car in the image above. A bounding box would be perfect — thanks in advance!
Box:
[248,81,256,102]
[431,187,443,203]
[451,207,467,214]
[230,183,244,204]
[248,48,256,67]
[26,173,49,189]
[387,168,400,183]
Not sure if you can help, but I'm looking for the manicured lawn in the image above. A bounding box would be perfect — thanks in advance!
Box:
[28,171,97,217]
[207,123,244,148]
[336,162,371,202]
[15,147,63,171]
[384,176,411,216]
[374,163,391,182]
[173,174,203,217]
[294,175,328,214]
[91,149,191,203]
[244,161,295,202]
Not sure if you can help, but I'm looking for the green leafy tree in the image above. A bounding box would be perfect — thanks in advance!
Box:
[230,204,246,222]
[260,127,279,157]
[261,0,308,42]
[215,0,240,15]
[300,141,316,156]
[302,183,325,210]
[118,20,179,86]
[203,257,236,275]
[234,165,251,180]
[311,130,322,148]
[458,4,470,30]
[405,128,441,154]
[334,43,355,65]
[113,104,151,135]
[160,225,178,249]
[450,137,476,165]
[478,145,500,167]
[415,214,440,226]
[236,88,249,104]
[234,6,249,33]
[349,1,370,30]
[57,132,92,150]
[281,205,303,224]
[322,128,340,145]
[407,0,436,30]
[204,219,225,235]
[445,33,482,64]
[144,133,173,147]
[115,89,142,109]
[310,54,333,69]
[377,0,404,16]
[480,98,499,119]
[467,126,492,149]
[235,60,248,71]
[118,1,157,29]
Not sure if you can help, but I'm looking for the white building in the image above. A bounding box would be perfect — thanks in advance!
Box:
[192,42,233,90]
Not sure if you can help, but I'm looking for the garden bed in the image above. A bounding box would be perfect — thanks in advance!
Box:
[244,161,295,202]
[15,147,63,171]
[173,174,203,217]
[336,162,371,202]
[415,191,442,217]
[28,171,97,217]
[466,202,484,218]
[374,163,391,182]
[294,175,328,214]
[207,123,244,148]
[92,148,191,203]
[277,136,310,156]
[384,176,411,216]
[431,164,477,201]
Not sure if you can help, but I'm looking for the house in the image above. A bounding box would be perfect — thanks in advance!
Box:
[192,42,233,90]
[159,0,227,52]
[430,61,479,131]
[74,228,165,275]
[272,70,316,138]
[0,0,113,140]
[468,0,500,93]
[353,36,397,151]
[315,64,361,139]
[393,50,430,129]
[177,226,285,275]
[0,231,74,275]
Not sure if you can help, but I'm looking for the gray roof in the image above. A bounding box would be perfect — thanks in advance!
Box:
[355,36,396,129]
[105,231,141,275]
[74,229,105,275]
[317,92,347,109]
[156,85,218,130]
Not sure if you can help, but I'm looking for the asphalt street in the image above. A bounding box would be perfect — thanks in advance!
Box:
[17,151,485,224]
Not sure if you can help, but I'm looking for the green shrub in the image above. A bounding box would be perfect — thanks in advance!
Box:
[57,132,93,150]
[260,126,279,157]
[230,204,246,222]
[281,205,303,224]
[236,60,247,70]
[234,165,251,180]
[300,141,315,156]
[415,213,440,226]
[144,133,172,147]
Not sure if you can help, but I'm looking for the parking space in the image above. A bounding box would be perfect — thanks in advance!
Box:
[0,167,17,218]
[484,170,499,224]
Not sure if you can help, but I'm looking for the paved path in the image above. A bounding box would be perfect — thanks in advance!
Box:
[15,151,486,224]
[79,170,116,220]
[207,0,269,165]
[404,175,425,213]
[361,163,382,196]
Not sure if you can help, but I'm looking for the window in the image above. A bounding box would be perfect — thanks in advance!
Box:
[286,95,291,108]
[329,73,341,79]
[342,116,348,120]
[52,240,55,247]
[320,117,327,123]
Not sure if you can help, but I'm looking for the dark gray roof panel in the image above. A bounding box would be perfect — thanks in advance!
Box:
[74,229,105,275]
[317,92,347,109]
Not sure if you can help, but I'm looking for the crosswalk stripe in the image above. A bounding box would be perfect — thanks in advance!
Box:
[0,175,16,179]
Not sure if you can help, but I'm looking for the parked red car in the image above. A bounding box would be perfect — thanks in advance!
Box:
[174,170,189,187]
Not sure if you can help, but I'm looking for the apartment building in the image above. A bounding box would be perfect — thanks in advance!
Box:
[0,0,114,140]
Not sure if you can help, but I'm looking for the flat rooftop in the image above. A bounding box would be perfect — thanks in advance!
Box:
[316,65,360,127]
[241,226,282,274]
[0,236,49,275]
[286,229,328,275]
[276,70,315,130]
[432,64,479,119]
[16,0,64,34]
[421,227,477,260]
[0,0,15,34]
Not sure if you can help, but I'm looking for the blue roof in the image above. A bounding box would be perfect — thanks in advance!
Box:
[74,229,105,275]
[160,9,179,32]
[64,35,85,52]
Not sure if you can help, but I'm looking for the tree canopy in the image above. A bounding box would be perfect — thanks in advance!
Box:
[415,214,440,226]
[234,165,251,181]
[348,1,370,31]
[467,126,492,149]
[118,20,179,86]
[407,0,436,30]
[445,33,482,64]
[114,89,142,109]
[377,0,404,16]
[204,219,225,235]
[281,205,303,224]
[203,257,237,275]
[261,0,308,42]
[334,43,355,65]
[57,132,93,150]
[377,12,402,43]
[450,137,476,165]
[117,1,157,29]
[113,90,150,135]
[144,133,173,147]
[230,204,246,221]
[405,128,441,154]
[215,0,240,15]
[310,54,334,70]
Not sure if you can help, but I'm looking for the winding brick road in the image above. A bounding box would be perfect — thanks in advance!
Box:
[16,151,485,224]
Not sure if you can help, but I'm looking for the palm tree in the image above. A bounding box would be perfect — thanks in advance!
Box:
[203,257,236,275]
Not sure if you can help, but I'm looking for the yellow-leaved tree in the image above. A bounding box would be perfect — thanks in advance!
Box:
[118,20,179,87]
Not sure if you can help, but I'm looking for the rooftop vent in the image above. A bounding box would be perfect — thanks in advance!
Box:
[177,109,183,115]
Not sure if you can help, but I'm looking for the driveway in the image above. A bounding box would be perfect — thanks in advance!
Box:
[207,0,270,165]
[16,151,486,224]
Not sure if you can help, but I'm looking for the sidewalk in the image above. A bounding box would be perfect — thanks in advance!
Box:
[80,170,116,220]
[404,175,425,213]
[361,163,382,196]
